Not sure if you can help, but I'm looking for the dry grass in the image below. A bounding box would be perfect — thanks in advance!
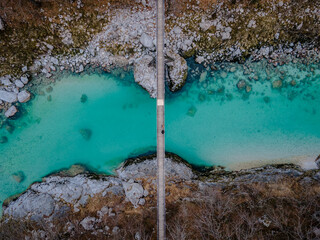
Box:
[1,177,320,239]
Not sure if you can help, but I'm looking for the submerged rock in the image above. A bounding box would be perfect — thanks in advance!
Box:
[272,80,283,89]
[187,106,197,117]
[79,128,92,140]
[134,55,157,98]
[0,136,8,144]
[5,123,15,134]
[46,86,53,93]
[12,171,26,183]
[263,96,271,103]
[5,106,18,118]
[166,50,188,92]
[237,79,247,90]
[80,94,88,103]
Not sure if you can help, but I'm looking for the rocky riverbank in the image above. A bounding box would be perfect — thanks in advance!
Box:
[1,0,320,120]
[1,153,320,239]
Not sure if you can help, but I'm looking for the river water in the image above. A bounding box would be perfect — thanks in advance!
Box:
[0,60,319,207]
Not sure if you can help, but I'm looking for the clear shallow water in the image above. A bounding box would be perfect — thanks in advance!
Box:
[0,60,320,208]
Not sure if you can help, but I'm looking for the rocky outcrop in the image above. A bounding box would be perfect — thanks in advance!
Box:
[133,55,157,98]
[3,152,320,223]
[3,174,125,220]
[117,154,195,180]
[0,90,17,103]
[165,50,188,92]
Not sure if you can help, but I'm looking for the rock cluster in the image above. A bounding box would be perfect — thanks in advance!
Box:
[4,152,320,223]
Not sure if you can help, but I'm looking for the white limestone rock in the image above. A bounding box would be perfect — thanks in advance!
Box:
[140,33,154,48]
[199,20,214,32]
[14,80,24,88]
[247,19,257,28]
[1,78,12,86]
[80,217,98,230]
[117,157,195,180]
[166,50,188,92]
[4,191,55,220]
[0,90,18,103]
[20,76,29,84]
[5,105,18,118]
[122,181,144,208]
[18,90,31,103]
[134,55,157,98]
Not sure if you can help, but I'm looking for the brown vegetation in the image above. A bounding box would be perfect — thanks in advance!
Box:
[1,177,320,239]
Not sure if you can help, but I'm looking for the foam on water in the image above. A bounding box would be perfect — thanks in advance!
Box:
[0,60,319,210]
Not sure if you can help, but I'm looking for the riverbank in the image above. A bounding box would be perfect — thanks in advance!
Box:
[1,152,320,239]
[1,0,320,120]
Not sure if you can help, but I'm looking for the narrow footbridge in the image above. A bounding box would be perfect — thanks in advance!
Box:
[156,0,166,239]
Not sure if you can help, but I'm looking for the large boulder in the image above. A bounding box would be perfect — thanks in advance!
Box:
[18,90,31,103]
[0,90,17,103]
[134,55,157,98]
[166,50,188,92]
[140,33,154,48]
[122,181,144,208]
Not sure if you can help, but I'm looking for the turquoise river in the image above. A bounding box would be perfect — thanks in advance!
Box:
[0,59,320,210]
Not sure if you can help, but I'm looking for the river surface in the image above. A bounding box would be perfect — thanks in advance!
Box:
[0,60,320,208]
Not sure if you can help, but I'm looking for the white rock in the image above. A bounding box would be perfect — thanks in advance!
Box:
[18,90,31,103]
[221,31,231,40]
[140,33,154,48]
[122,181,144,207]
[117,157,195,180]
[1,78,12,86]
[199,21,213,31]
[0,90,18,103]
[80,217,98,230]
[247,19,256,28]
[22,66,28,73]
[79,64,84,72]
[166,50,188,92]
[15,80,24,88]
[5,106,18,118]
[195,56,205,64]
[134,55,157,98]
[297,22,303,30]
[20,76,29,84]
